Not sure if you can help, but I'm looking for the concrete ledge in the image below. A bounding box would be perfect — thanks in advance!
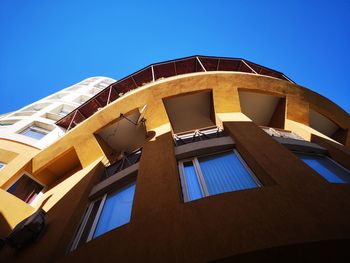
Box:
[174,136,235,160]
[89,163,139,199]
[273,137,327,154]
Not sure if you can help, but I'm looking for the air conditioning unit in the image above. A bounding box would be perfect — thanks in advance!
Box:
[5,208,47,249]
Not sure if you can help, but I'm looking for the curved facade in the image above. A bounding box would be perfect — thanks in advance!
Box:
[0,56,350,262]
[0,76,115,149]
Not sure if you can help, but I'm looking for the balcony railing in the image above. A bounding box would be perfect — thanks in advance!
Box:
[173,127,226,146]
[261,126,304,140]
[102,148,142,180]
[56,56,294,131]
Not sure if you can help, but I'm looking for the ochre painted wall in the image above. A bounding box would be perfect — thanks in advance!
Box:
[0,139,39,189]
[1,72,350,262]
[3,123,346,262]
[0,189,34,237]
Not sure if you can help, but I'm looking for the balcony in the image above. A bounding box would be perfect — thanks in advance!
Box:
[174,127,226,146]
[56,56,294,131]
[102,148,142,180]
[261,126,304,140]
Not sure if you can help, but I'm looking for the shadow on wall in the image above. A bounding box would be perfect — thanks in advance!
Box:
[0,213,12,238]
[211,238,350,262]
[8,162,104,262]
[38,194,53,211]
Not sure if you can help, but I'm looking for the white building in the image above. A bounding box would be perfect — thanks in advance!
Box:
[0,77,115,149]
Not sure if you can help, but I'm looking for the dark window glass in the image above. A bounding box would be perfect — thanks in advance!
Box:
[8,175,44,203]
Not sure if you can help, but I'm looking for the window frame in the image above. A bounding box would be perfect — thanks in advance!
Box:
[20,125,50,140]
[294,151,350,184]
[70,176,137,252]
[178,149,261,202]
[70,194,107,250]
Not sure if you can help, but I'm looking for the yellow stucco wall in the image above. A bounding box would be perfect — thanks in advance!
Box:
[32,158,103,212]
[0,139,39,189]
[0,189,34,236]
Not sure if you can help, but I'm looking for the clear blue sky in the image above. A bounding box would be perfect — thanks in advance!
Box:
[1,0,349,114]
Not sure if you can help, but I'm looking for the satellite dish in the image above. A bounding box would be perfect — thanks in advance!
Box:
[137,104,148,125]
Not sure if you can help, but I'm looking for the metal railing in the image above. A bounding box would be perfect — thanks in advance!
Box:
[102,148,142,180]
[173,127,226,146]
[56,56,294,131]
[261,126,304,140]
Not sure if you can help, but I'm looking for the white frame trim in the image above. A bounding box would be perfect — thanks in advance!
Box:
[178,149,261,202]
[21,125,48,135]
[18,122,53,141]
[193,158,209,196]
[70,195,105,251]
[70,205,93,250]
[86,194,107,242]
[178,162,190,202]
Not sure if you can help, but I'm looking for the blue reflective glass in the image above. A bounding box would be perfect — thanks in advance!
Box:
[297,154,350,184]
[199,151,258,195]
[21,127,46,140]
[183,162,203,201]
[93,182,136,238]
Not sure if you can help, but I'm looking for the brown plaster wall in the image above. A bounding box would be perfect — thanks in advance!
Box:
[223,122,327,187]
[213,239,350,262]
[24,123,350,262]
[331,128,349,147]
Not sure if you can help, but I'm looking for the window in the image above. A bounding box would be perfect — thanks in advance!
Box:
[20,125,49,140]
[94,80,113,89]
[58,108,70,117]
[50,104,74,117]
[23,103,50,112]
[48,93,67,100]
[74,95,90,104]
[0,122,13,127]
[0,162,6,170]
[178,150,261,202]
[296,153,350,184]
[0,120,19,127]
[7,174,44,204]
[71,182,136,250]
